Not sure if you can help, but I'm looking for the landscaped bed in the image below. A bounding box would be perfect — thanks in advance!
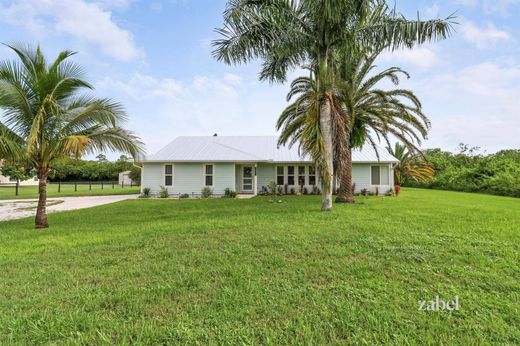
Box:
[0,188,518,344]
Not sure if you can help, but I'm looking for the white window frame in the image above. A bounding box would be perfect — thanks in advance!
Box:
[297,165,306,186]
[276,165,285,185]
[308,165,316,186]
[203,164,214,187]
[164,164,173,187]
[371,165,390,185]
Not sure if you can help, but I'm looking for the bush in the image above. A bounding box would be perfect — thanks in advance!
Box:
[224,188,237,198]
[159,186,169,198]
[290,188,295,195]
[179,193,190,198]
[267,181,278,196]
[140,187,151,198]
[303,187,309,195]
[312,185,319,195]
[276,185,283,195]
[201,187,213,198]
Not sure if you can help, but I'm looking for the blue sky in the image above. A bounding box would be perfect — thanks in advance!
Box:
[1,0,519,158]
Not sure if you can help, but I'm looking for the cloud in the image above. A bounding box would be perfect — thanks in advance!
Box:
[96,73,289,155]
[415,62,520,151]
[460,20,511,49]
[380,47,439,69]
[455,0,520,15]
[0,0,142,61]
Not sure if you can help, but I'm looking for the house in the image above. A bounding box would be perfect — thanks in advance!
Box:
[141,136,398,196]
[0,160,39,186]
[118,170,135,186]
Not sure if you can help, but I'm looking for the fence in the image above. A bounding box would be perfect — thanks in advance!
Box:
[0,180,140,197]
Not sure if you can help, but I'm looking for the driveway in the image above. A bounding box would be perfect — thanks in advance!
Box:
[0,194,139,222]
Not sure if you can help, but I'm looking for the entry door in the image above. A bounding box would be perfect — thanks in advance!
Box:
[242,166,253,193]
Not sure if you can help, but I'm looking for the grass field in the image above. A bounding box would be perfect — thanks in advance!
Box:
[1,188,519,344]
[0,183,140,200]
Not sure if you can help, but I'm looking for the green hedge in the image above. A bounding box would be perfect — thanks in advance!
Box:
[406,147,520,198]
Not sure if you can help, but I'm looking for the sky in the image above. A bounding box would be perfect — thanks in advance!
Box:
[0,0,519,159]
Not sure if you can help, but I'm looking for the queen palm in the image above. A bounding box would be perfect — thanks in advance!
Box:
[335,50,431,202]
[213,0,453,210]
[0,45,143,228]
[386,142,434,186]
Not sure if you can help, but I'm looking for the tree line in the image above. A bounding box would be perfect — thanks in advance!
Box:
[407,145,520,198]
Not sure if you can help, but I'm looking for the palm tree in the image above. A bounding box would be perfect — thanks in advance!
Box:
[387,142,434,186]
[0,44,143,228]
[213,0,454,211]
[335,50,431,203]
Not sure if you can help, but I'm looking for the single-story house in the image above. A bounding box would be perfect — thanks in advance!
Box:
[118,170,135,186]
[141,136,398,196]
[0,160,39,186]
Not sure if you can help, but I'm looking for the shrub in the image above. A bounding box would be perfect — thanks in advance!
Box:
[276,185,283,195]
[386,190,395,197]
[312,185,319,195]
[375,186,379,196]
[201,187,213,198]
[267,181,278,195]
[159,186,169,198]
[290,188,295,195]
[360,188,368,196]
[179,193,190,198]
[140,187,151,198]
[303,187,308,195]
[224,187,237,198]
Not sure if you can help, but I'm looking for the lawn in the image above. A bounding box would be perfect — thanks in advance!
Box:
[0,188,519,344]
[0,183,140,200]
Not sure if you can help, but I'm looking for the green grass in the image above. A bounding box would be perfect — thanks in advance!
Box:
[1,188,519,344]
[0,183,140,199]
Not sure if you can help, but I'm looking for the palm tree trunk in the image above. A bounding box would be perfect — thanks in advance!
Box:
[35,171,49,229]
[336,146,355,203]
[320,98,333,211]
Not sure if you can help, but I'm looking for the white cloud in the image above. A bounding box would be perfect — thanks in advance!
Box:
[416,62,520,151]
[96,73,288,155]
[380,47,439,68]
[0,0,142,61]
[460,20,511,49]
[455,0,520,15]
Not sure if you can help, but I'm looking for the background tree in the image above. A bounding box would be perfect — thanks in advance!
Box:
[386,142,434,186]
[213,0,453,211]
[0,44,143,228]
[0,159,34,196]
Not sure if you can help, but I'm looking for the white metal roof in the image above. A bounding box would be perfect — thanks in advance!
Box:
[145,136,398,163]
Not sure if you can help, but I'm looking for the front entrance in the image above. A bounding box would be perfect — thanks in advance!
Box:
[242,166,253,193]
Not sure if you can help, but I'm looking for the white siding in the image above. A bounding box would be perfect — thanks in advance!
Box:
[257,163,274,192]
[352,163,393,194]
[141,163,163,194]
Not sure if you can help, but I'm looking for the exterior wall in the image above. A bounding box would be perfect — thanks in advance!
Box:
[352,163,394,194]
[118,171,134,185]
[141,162,235,196]
[142,161,395,196]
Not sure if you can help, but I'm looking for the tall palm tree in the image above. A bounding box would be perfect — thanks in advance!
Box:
[213,0,454,211]
[386,142,434,186]
[0,44,143,228]
[335,50,431,202]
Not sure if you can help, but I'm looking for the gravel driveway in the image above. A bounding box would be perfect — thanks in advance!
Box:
[0,194,139,222]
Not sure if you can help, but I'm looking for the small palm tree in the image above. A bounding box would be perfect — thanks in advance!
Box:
[387,142,434,186]
[335,50,431,202]
[213,0,454,210]
[0,44,143,228]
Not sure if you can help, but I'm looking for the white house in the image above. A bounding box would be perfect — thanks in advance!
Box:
[118,171,135,186]
[0,160,39,186]
[141,136,397,196]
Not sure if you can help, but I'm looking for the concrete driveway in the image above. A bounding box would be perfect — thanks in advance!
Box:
[0,194,139,222]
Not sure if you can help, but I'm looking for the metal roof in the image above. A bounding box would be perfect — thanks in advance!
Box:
[145,136,398,163]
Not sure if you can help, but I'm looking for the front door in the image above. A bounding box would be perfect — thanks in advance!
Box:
[242,166,253,193]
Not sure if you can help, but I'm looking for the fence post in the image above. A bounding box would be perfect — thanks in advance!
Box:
[58,181,61,193]
[112,181,114,189]
[130,180,133,187]
[101,182,104,190]
[75,182,77,192]
[15,179,19,196]
[121,181,124,189]
[89,181,92,191]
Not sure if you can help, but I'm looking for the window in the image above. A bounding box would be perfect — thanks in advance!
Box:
[164,165,173,186]
[276,166,284,185]
[204,164,214,186]
[371,166,389,185]
[298,166,306,186]
[287,166,295,185]
[308,166,316,185]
